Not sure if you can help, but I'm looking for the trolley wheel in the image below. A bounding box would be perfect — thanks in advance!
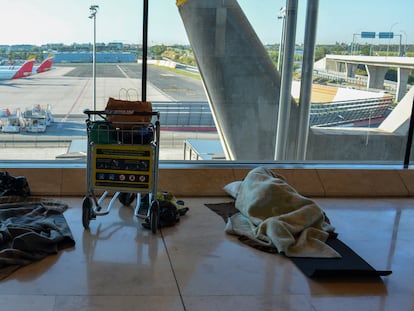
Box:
[118,192,136,206]
[150,200,160,234]
[82,196,94,229]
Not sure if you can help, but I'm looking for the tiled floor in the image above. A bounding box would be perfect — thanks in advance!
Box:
[1,196,414,311]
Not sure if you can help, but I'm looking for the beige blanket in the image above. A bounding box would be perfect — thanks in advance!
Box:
[225,167,341,258]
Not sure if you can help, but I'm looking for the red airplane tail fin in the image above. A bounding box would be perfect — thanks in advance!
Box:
[11,56,35,79]
[36,54,54,73]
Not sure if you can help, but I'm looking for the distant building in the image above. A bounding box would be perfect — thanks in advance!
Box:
[42,43,65,50]
[108,42,123,50]
[10,44,36,51]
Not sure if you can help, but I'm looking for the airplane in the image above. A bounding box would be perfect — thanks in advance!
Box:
[0,56,35,80]
[32,54,54,74]
[0,54,54,77]
[0,56,32,70]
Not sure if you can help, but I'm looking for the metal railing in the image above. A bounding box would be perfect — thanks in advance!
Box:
[151,102,215,128]
[154,99,393,128]
[310,96,393,126]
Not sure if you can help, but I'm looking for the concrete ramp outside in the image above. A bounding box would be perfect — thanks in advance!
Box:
[379,86,414,134]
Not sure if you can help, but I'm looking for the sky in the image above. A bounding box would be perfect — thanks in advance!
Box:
[0,0,412,46]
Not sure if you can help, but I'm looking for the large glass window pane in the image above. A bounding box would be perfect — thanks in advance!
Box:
[0,0,412,164]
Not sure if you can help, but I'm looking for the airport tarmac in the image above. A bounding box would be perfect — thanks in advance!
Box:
[0,63,217,160]
[0,63,207,114]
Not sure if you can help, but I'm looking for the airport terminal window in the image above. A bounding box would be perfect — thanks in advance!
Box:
[0,1,413,166]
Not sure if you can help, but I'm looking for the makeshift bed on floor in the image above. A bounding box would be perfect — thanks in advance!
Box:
[206,166,391,278]
[0,196,75,280]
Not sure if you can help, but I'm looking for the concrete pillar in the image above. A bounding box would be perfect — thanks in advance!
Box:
[396,68,410,101]
[335,61,343,73]
[345,63,358,77]
[275,0,298,160]
[325,58,337,72]
[366,65,388,90]
[296,0,319,161]
[177,0,299,160]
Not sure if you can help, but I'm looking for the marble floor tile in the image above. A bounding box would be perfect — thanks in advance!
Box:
[0,196,414,311]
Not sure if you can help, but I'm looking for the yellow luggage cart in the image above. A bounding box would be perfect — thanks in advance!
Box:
[82,109,161,233]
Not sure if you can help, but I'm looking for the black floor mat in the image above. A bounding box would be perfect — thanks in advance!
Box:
[205,201,392,279]
[290,238,392,278]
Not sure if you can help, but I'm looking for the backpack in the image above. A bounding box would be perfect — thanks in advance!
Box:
[0,171,31,197]
[142,199,180,229]
[158,200,180,227]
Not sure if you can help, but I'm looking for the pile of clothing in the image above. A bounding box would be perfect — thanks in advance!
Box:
[224,167,340,258]
[0,172,75,280]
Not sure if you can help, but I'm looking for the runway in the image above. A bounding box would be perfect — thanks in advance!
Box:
[0,63,208,113]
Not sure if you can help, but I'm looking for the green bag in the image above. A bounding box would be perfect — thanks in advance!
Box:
[89,121,117,144]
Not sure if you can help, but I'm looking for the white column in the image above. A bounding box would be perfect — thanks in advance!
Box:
[346,63,357,77]
[366,65,388,90]
[396,68,410,101]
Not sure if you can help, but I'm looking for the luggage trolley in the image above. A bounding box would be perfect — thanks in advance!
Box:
[82,108,161,233]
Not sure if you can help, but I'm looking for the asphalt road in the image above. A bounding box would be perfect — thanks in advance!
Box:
[59,63,207,102]
[0,63,218,159]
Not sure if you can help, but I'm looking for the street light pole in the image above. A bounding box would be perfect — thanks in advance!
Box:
[387,22,398,57]
[351,33,356,55]
[400,30,408,56]
[89,5,99,115]
[396,33,403,56]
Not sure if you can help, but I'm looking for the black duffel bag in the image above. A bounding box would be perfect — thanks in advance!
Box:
[0,171,31,197]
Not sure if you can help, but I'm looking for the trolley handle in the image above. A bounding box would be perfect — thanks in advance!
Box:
[83,109,160,120]
[83,109,107,121]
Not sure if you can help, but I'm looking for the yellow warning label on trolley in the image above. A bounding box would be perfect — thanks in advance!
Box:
[92,144,153,191]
